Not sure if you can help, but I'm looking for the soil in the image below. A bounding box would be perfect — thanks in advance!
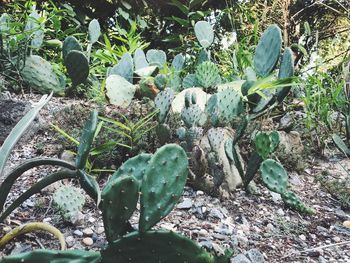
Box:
[1,93,350,262]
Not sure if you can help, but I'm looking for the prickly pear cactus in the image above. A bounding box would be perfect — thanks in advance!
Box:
[21,55,65,94]
[182,74,199,89]
[281,191,315,214]
[109,153,152,184]
[181,91,205,128]
[156,123,171,145]
[171,53,185,72]
[101,230,216,263]
[88,19,101,44]
[0,250,101,263]
[253,24,282,77]
[260,159,288,194]
[206,88,243,126]
[53,185,85,215]
[62,36,83,60]
[194,21,214,49]
[139,144,188,232]
[254,133,271,159]
[105,74,136,108]
[276,47,295,103]
[134,48,149,70]
[154,74,168,90]
[195,61,221,89]
[64,50,89,86]
[109,53,134,83]
[154,88,174,123]
[25,9,44,49]
[254,26,281,76]
[102,175,139,242]
[146,49,167,69]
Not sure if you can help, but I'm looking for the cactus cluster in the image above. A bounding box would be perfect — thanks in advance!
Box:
[53,185,85,218]
[154,88,174,143]
[195,61,221,90]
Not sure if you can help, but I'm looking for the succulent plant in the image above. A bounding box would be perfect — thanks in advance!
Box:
[21,55,65,94]
[182,74,199,89]
[154,88,174,123]
[194,21,214,49]
[195,61,221,90]
[109,53,134,83]
[62,36,83,60]
[171,53,185,72]
[260,159,314,214]
[134,48,149,70]
[53,185,85,217]
[146,49,167,70]
[64,50,89,87]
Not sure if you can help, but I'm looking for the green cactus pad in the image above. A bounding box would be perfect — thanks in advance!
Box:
[156,123,171,145]
[332,134,350,157]
[186,127,203,149]
[260,159,288,194]
[169,74,182,92]
[102,175,139,242]
[0,250,101,263]
[154,74,168,90]
[21,55,65,94]
[182,74,199,89]
[110,153,152,184]
[207,128,225,152]
[139,144,188,232]
[195,61,221,89]
[76,110,98,169]
[65,50,89,86]
[269,131,280,152]
[146,49,167,69]
[206,88,243,126]
[253,24,282,77]
[254,132,271,159]
[101,230,215,263]
[62,36,83,60]
[181,92,205,128]
[109,53,134,83]
[171,53,185,72]
[155,88,174,123]
[197,49,210,64]
[244,152,263,187]
[194,21,214,49]
[276,47,295,103]
[53,185,85,214]
[88,19,101,44]
[134,48,149,70]
[281,191,315,214]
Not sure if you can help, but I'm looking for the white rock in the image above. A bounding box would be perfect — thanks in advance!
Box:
[82,237,93,246]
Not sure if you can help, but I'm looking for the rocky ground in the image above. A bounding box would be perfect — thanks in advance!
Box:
[1,93,350,262]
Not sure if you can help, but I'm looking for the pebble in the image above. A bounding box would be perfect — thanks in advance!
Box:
[230,253,251,263]
[196,190,204,195]
[65,236,74,248]
[3,226,11,232]
[82,237,93,246]
[88,217,96,223]
[96,227,104,234]
[43,218,51,223]
[213,233,227,240]
[198,229,208,236]
[73,230,83,237]
[177,198,192,209]
[332,236,341,243]
[343,221,350,229]
[209,208,224,220]
[299,234,306,241]
[83,228,94,236]
[247,249,264,263]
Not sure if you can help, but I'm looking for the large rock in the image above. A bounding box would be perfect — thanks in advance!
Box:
[277,131,303,154]
[171,87,210,113]
[189,127,243,198]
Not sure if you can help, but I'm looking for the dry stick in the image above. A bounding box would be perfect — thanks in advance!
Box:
[282,240,350,259]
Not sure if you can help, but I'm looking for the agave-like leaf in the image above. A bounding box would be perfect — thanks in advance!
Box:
[0,93,52,177]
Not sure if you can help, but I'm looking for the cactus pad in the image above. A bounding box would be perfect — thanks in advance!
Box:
[64,50,89,86]
[62,36,82,60]
[21,55,65,94]
[139,144,188,232]
[195,61,221,89]
[88,19,101,44]
[109,53,134,83]
[110,153,152,184]
[155,88,174,123]
[182,74,199,89]
[253,24,282,77]
[102,175,139,242]
[53,185,85,214]
[260,159,288,194]
[194,21,214,49]
[281,191,315,214]
[146,49,167,69]
[101,230,215,263]
[134,48,149,70]
[171,53,185,72]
